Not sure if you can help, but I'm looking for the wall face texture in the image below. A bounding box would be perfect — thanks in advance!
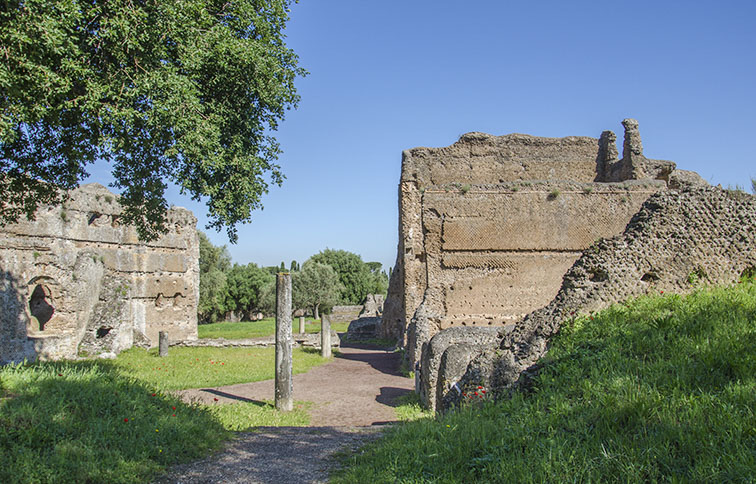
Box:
[442,186,756,411]
[0,183,199,363]
[381,119,687,387]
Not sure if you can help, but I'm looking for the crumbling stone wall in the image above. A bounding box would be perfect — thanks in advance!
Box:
[382,120,687,386]
[439,186,756,411]
[0,183,199,362]
[329,305,364,324]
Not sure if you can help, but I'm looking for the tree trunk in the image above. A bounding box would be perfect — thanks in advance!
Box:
[314,304,319,321]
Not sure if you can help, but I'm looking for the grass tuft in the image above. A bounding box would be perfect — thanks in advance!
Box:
[333,279,756,482]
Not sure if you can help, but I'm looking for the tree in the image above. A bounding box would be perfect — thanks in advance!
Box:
[0,0,305,241]
[366,262,389,296]
[292,261,342,320]
[223,263,273,320]
[258,279,277,316]
[290,260,299,272]
[198,231,231,323]
[310,249,374,304]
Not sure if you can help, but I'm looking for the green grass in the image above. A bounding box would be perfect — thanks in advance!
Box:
[334,278,756,483]
[198,317,350,339]
[394,392,433,422]
[208,401,311,430]
[112,346,330,390]
[0,345,333,482]
[0,361,227,484]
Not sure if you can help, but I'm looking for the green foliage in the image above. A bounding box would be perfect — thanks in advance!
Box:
[223,263,274,319]
[257,279,277,316]
[0,0,305,241]
[334,281,756,482]
[0,361,227,484]
[751,177,755,195]
[198,231,231,323]
[310,249,388,304]
[394,392,433,422]
[293,261,343,319]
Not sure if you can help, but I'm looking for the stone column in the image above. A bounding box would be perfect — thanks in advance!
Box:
[275,273,293,412]
[299,316,305,334]
[158,331,168,357]
[321,314,331,358]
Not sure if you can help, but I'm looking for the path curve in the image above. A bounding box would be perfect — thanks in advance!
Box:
[158,344,414,483]
[175,344,414,426]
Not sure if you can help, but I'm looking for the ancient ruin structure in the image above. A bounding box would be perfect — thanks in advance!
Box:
[440,186,756,412]
[380,119,718,410]
[0,183,199,363]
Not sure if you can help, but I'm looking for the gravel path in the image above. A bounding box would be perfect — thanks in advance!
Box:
[156,344,414,483]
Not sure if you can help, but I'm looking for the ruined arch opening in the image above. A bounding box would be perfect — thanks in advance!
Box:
[29,284,55,331]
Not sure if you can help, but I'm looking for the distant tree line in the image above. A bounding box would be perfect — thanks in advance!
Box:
[198,233,389,324]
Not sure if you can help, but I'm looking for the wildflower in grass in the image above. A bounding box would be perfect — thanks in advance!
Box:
[58,373,63,376]
[124,418,129,422]
[172,414,176,417]
[172,406,176,410]
[214,398,219,401]
[151,393,157,397]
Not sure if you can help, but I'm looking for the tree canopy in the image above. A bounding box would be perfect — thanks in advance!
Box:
[223,262,273,319]
[292,261,342,320]
[198,231,231,323]
[310,249,388,305]
[0,0,305,241]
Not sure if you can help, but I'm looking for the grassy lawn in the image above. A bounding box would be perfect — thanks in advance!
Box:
[333,279,756,482]
[113,346,329,390]
[0,345,330,483]
[198,317,350,339]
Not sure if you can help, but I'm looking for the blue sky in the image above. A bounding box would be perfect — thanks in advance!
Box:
[87,0,756,272]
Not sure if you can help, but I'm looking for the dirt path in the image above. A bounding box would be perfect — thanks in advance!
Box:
[158,344,414,483]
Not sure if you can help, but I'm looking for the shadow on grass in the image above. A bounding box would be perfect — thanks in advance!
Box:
[0,359,228,484]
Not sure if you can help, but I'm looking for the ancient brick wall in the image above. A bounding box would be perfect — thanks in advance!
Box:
[0,183,199,362]
[440,186,756,411]
[382,120,682,377]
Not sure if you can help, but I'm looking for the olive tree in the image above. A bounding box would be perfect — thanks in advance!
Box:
[292,261,342,320]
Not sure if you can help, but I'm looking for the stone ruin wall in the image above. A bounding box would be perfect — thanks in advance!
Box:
[382,119,689,376]
[0,183,199,363]
[438,186,756,412]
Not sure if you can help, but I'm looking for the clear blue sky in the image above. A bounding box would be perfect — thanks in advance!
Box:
[87,0,756,272]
